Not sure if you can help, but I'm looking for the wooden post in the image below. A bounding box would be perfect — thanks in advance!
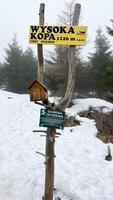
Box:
[57,4,81,109]
[37,4,56,200]
[36,3,81,200]
[43,128,56,200]
[37,3,45,82]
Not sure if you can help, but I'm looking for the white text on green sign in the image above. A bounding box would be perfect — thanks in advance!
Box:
[39,109,65,130]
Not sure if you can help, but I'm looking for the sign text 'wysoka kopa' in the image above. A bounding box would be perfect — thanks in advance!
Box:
[29,25,87,45]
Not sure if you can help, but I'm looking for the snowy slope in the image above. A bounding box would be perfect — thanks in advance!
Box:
[0,90,113,200]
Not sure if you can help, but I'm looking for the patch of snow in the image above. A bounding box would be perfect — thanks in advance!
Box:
[66,98,113,116]
[0,90,113,200]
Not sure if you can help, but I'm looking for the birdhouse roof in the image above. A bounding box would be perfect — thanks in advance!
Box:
[28,80,48,92]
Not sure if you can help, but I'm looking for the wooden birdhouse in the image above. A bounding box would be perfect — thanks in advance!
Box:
[28,80,48,102]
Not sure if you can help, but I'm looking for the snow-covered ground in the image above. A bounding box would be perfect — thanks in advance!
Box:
[0,89,113,200]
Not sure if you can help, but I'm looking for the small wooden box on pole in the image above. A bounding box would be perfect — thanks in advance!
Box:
[28,80,48,102]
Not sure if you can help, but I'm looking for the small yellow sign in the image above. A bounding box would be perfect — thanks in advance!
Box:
[29,25,87,46]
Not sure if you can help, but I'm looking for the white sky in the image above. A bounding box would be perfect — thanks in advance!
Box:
[0,0,113,62]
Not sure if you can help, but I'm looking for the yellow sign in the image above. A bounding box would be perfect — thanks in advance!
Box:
[29,25,87,46]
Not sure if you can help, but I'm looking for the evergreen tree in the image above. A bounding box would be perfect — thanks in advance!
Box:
[107,20,113,36]
[4,35,37,93]
[88,27,112,93]
[0,62,3,87]
[75,61,91,92]
[105,59,113,92]
[4,35,24,92]
[0,62,8,89]
[44,46,69,96]
[106,20,113,91]
[21,47,37,93]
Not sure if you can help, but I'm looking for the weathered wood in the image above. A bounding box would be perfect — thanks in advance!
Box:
[57,4,81,109]
[105,145,112,161]
[35,151,46,157]
[43,128,56,200]
[34,101,54,109]
[28,80,48,101]
[37,3,45,82]
[37,4,56,200]
[56,132,61,135]
[55,136,59,138]
[40,135,47,137]
[33,130,47,133]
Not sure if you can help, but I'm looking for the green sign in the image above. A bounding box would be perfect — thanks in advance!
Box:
[39,109,65,130]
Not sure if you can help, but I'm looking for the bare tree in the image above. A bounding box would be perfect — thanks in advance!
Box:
[45,0,82,98]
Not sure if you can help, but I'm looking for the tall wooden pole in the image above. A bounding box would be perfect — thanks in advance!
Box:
[43,128,56,200]
[57,4,81,110]
[37,3,56,200]
[66,4,81,107]
[37,3,45,82]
